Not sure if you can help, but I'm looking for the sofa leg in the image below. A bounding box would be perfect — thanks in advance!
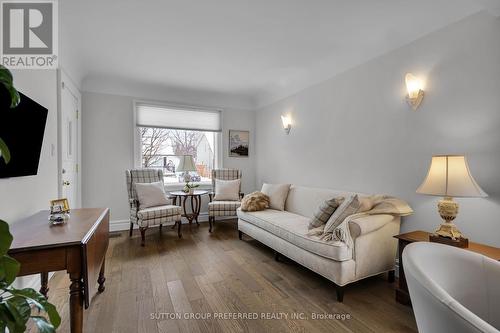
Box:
[274,251,280,262]
[336,286,344,302]
[209,217,213,233]
[177,221,182,238]
[388,270,395,283]
[139,227,147,247]
[238,230,243,240]
[129,222,133,237]
[159,224,162,232]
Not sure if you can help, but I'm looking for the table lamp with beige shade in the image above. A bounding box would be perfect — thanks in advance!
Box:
[417,155,487,248]
[177,155,199,193]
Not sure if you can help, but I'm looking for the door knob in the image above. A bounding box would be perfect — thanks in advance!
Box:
[63,181,70,186]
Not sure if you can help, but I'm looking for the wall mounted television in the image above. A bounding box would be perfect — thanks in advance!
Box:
[0,92,48,178]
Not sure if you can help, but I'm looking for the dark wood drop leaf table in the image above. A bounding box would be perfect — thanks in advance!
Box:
[8,208,110,333]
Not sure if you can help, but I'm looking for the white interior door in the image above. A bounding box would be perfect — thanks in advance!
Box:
[60,77,79,208]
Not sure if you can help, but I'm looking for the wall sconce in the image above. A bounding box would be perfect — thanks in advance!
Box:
[405,73,424,110]
[281,115,292,135]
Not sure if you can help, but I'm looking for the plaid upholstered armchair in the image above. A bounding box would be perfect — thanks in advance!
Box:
[208,169,243,232]
[126,169,182,246]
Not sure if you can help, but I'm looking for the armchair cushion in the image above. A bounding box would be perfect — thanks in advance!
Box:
[214,179,241,201]
[209,201,241,217]
[137,205,181,220]
[135,181,170,208]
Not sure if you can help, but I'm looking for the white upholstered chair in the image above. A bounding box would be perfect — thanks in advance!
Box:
[208,169,243,233]
[125,169,182,246]
[403,242,500,333]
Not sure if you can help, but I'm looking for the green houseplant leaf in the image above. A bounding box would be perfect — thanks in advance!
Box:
[0,138,10,164]
[0,65,20,109]
[0,65,18,165]
[0,220,13,255]
[0,255,20,286]
[4,296,31,332]
[10,288,61,329]
[31,316,56,333]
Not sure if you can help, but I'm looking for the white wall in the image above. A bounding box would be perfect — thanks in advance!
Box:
[82,91,255,229]
[0,70,59,223]
[255,12,500,246]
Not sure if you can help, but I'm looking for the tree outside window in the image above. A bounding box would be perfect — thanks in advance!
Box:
[140,127,216,183]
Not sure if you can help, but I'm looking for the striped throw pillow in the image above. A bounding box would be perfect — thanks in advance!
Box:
[308,197,344,230]
[323,194,360,235]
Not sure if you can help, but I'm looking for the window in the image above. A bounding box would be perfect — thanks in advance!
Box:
[135,102,222,185]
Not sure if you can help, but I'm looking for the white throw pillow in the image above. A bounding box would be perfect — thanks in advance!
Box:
[135,181,170,208]
[261,183,291,211]
[214,179,241,201]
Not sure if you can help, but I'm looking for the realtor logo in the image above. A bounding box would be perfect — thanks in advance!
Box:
[1,0,58,68]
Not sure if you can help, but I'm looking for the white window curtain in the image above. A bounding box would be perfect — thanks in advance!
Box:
[136,103,222,132]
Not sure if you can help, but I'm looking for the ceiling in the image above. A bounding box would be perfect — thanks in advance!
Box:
[60,0,494,108]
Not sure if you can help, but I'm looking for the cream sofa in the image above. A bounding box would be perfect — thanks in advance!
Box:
[237,185,401,302]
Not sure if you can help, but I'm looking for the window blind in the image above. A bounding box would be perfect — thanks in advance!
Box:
[136,103,222,132]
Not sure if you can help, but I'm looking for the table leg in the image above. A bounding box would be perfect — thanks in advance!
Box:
[396,239,412,305]
[40,272,49,299]
[172,195,178,229]
[69,272,84,333]
[182,196,191,224]
[171,198,178,229]
[195,195,202,225]
[98,259,106,293]
[192,195,200,226]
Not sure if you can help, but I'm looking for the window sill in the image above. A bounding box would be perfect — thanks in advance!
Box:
[164,182,213,192]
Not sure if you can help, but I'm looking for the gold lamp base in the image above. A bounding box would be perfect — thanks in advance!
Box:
[430,196,469,248]
[435,221,463,239]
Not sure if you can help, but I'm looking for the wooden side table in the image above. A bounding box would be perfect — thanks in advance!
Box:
[394,230,500,305]
[170,190,208,225]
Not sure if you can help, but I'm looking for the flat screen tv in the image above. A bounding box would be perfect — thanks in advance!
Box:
[0,92,48,178]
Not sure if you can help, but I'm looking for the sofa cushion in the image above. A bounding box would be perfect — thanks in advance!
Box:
[237,209,352,261]
[285,185,363,218]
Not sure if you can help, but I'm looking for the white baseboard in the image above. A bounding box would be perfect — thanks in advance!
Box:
[13,272,54,291]
[109,212,234,232]
[110,219,133,232]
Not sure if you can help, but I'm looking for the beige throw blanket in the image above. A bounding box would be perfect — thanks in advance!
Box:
[308,195,413,247]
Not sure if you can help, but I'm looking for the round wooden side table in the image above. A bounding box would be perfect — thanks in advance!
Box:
[170,190,209,226]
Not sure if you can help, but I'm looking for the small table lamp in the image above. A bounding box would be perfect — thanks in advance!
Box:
[176,155,198,193]
[416,155,487,247]
[177,155,197,180]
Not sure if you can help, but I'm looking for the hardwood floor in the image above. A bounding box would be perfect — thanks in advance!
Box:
[37,220,417,333]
